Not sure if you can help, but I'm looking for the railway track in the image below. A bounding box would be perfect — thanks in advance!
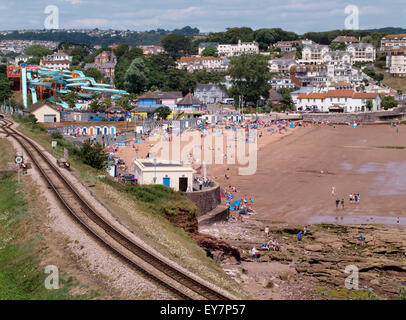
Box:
[0,118,232,300]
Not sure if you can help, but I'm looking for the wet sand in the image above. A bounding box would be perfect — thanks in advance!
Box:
[212,124,406,225]
[114,123,406,226]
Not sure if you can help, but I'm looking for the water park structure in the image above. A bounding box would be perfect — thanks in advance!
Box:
[7,64,129,109]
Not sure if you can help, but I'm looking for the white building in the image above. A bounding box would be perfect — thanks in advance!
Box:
[269,58,297,73]
[133,159,194,192]
[40,50,72,70]
[176,56,228,72]
[386,49,406,77]
[217,40,259,57]
[14,54,33,64]
[323,51,352,65]
[347,43,376,63]
[301,44,330,64]
[380,34,406,51]
[295,89,381,112]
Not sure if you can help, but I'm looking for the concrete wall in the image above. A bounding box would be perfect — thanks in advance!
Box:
[184,181,221,216]
[302,106,406,123]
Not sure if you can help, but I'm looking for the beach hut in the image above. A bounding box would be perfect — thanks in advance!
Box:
[76,127,82,135]
[89,126,94,136]
[102,126,109,135]
[96,126,101,135]
[82,127,88,135]
[110,126,116,135]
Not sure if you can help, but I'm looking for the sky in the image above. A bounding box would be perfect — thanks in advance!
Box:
[0,0,404,34]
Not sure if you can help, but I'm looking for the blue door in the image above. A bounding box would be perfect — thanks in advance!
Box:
[163,178,170,187]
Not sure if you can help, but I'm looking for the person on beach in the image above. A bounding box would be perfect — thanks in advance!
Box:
[341,199,345,209]
[359,235,365,246]
[349,193,353,203]
[331,186,336,197]
[252,247,257,261]
[336,199,340,209]
[298,231,302,242]
[265,227,269,236]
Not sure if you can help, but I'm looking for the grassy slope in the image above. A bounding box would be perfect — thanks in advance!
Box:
[382,74,406,93]
[14,119,251,299]
[0,138,97,299]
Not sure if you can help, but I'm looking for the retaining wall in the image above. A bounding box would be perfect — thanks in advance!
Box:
[184,182,221,216]
[301,106,406,124]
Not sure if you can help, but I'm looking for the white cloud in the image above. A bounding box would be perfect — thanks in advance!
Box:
[61,0,83,5]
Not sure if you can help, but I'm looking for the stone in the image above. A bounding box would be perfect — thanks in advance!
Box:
[304,244,323,252]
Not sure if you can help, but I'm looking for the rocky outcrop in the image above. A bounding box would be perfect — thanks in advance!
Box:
[190,232,241,262]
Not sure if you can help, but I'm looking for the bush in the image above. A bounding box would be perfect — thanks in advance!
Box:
[78,139,107,170]
[50,132,63,139]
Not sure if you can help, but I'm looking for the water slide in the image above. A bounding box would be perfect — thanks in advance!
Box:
[21,68,27,108]
[22,66,129,109]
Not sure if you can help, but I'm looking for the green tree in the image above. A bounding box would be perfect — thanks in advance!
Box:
[161,34,192,59]
[381,96,398,110]
[154,106,171,120]
[366,99,373,111]
[25,45,52,57]
[330,42,347,51]
[114,47,144,89]
[89,99,102,112]
[103,98,112,108]
[79,139,107,170]
[0,77,12,102]
[201,46,218,57]
[228,54,271,107]
[123,57,148,94]
[116,96,131,111]
[26,57,41,65]
[65,91,79,108]
[279,89,294,111]
[84,68,106,83]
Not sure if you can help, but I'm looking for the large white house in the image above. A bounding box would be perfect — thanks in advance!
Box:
[301,44,330,64]
[323,51,352,65]
[347,43,376,63]
[217,40,259,57]
[380,34,406,51]
[386,49,406,77]
[176,56,228,72]
[269,58,297,73]
[40,50,72,70]
[295,89,381,112]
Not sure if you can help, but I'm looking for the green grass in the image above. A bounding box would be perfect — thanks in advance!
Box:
[0,173,98,300]
[382,74,406,93]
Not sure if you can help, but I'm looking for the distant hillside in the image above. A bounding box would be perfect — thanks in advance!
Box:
[367,27,406,34]
[0,26,200,47]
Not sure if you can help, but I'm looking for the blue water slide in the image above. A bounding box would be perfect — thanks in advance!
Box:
[21,68,28,108]
[29,87,38,104]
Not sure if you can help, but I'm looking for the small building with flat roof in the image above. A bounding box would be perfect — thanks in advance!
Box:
[133,159,194,192]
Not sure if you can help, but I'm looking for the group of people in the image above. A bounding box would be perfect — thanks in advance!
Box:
[332,186,361,209]
[349,193,361,203]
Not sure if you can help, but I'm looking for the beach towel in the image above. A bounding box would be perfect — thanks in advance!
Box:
[220,189,227,198]
[229,199,241,211]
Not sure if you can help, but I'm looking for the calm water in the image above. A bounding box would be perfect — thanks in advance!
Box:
[307,215,405,228]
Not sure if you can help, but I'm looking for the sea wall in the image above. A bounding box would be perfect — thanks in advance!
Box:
[184,182,221,216]
[301,106,406,124]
